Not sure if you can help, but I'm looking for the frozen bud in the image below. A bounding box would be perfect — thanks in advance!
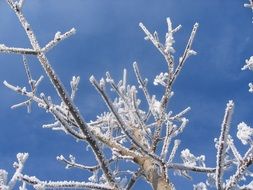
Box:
[152,99,161,114]
[153,72,169,86]
[88,171,98,183]
[99,78,105,88]
[56,155,64,160]
[181,149,196,166]
[70,76,80,89]
[17,153,29,163]
[193,182,207,190]
[242,56,253,71]
[34,184,45,190]
[144,36,150,41]
[237,122,253,145]
[153,31,159,42]
[69,154,75,162]
[249,83,253,93]
[188,49,197,56]
[165,33,175,54]
[54,31,61,40]
[0,44,6,49]
[0,170,8,186]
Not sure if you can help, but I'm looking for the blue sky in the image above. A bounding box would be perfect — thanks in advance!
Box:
[0,0,253,189]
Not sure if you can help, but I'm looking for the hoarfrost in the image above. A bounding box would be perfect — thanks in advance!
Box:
[237,122,253,145]
[181,149,197,166]
[193,182,207,190]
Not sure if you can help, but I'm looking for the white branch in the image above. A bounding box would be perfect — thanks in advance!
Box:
[20,174,114,190]
[8,153,29,190]
[6,1,117,186]
[0,44,38,55]
[225,153,253,190]
[42,28,76,53]
[244,0,253,9]
[216,100,234,190]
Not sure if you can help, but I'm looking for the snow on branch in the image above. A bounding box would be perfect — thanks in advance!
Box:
[139,19,198,154]
[90,75,160,162]
[0,170,8,189]
[215,100,234,189]
[19,174,115,190]
[166,163,215,173]
[57,154,100,171]
[133,62,158,121]
[5,0,118,186]
[0,44,38,55]
[244,0,253,9]
[7,153,29,190]
[2,1,253,189]
[42,28,76,53]
[225,154,253,190]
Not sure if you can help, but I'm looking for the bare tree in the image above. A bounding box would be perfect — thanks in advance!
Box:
[0,0,252,189]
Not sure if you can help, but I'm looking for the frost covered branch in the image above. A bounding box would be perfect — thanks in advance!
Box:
[0,44,38,55]
[5,0,118,187]
[244,0,253,9]
[1,1,253,190]
[225,154,253,190]
[0,153,28,190]
[19,174,115,190]
[215,100,234,189]
[42,28,76,53]
[139,20,198,153]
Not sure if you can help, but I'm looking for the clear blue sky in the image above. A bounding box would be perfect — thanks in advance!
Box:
[0,0,252,189]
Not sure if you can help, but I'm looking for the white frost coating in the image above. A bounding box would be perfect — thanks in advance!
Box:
[54,31,61,40]
[187,49,197,56]
[6,153,29,190]
[237,122,253,145]
[152,98,161,114]
[119,176,127,188]
[193,182,207,190]
[88,170,98,183]
[241,181,253,189]
[19,182,27,190]
[244,0,253,9]
[6,3,253,189]
[153,72,169,86]
[249,83,253,93]
[0,44,7,48]
[34,184,45,190]
[181,149,197,166]
[180,149,206,169]
[42,28,76,52]
[242,56,253,71]
[206,173,216,187]
[165,18,176,53]
[0,170,8,188]
[56,155,64,161]
[215,100,234,190]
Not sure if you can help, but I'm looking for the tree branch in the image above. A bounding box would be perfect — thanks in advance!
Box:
[6,0,117,186]
[216,100,234,189]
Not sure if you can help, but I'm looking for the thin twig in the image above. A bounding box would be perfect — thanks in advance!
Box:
[0,45,38,55]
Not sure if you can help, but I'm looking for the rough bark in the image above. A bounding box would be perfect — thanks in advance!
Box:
[135,156,173,190]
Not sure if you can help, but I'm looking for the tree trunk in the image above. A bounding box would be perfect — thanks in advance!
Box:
[136,157,173,190]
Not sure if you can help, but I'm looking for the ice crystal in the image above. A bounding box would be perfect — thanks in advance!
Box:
[242,56,253,71]
[193,182,207,190]
[181,149,197,166]
[153,72,169,86]
[0,169,8,186]
[237,122,253,145]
